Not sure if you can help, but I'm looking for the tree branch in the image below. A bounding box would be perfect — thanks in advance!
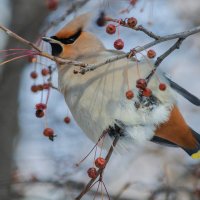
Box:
[0,23,89,67]
[1,22,200,75]
[79,25,200,74]
[0,24,41,52]
[154,38,184,67]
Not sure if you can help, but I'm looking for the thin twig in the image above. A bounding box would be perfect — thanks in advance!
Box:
[154,38,185,68]
[0,24,41,52]
[75,136,119,200]
[0,23,90,67]
[136,25,160,40]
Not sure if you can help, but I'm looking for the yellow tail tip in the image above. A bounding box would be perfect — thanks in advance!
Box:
[191,151,200,159]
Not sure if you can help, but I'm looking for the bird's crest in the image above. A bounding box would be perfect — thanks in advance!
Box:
[55,13,91,39]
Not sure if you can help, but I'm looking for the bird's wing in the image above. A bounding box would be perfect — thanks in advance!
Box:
[164,74,200,106]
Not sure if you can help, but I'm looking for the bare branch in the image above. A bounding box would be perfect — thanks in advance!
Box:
[154,38,184,68]
[1,21,200,75]
[79,25,200,74]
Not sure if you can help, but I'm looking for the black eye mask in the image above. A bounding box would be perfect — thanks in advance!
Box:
[50,43,62,57]
[51,28,82,45]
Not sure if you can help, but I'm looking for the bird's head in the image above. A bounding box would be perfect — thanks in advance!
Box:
[42,13,105,60]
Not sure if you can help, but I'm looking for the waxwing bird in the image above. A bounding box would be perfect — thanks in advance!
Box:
[43,13,200,159]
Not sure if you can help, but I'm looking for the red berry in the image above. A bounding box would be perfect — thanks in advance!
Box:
[35,103,46,110]
[136,79,147,89]
[47,0,58,11]
[142,88,152,97]
[31,85,38,93]
[127,17,137,28]
[159,83,167,91]
[114,39,124,50]
[95,157,106,169]
[130,0,137,6]
[35,109,44,118]
[87,168,97,179]
[41,68,49,76]
[64,116,70,124]
[126,90,134,100]
[43,128,54,137]
[30,71,38,79]
[106,24,116,34]
[147,49,156,59]
[43,83,51,90]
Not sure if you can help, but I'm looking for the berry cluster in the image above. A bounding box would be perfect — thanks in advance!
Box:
[75,131,108,181]
[31,83,51,93]
[75,131,111,198]
[106,16,138,51]
[35,103,46,118]
[29,60,52,94]
[29,55,71,141]
[124,49,166,100]
[87,157,106,179]
[126,78,167,100]
[136,79,152,97]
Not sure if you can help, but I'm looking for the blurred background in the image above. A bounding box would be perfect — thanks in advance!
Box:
[0,0,200,199]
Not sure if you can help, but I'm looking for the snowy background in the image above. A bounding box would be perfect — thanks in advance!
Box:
[1,0,200,199]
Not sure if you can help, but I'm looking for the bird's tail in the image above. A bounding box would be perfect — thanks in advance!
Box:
[183,128,200,159]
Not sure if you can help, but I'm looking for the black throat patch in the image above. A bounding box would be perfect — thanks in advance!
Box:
[50,43,63,56]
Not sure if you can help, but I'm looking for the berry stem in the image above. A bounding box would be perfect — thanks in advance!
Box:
[93,181,101,200]
[102,181,111,200]
[76,130,108,167]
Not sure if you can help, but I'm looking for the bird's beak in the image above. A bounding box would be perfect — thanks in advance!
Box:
[42,37,62,45]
